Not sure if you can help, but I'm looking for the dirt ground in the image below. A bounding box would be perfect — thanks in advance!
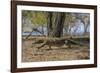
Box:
[22,38,90,62]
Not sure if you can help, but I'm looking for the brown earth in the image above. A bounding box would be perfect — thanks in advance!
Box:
[22,38,89,62]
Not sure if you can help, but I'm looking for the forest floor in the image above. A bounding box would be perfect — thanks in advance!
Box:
[22,37,90,62]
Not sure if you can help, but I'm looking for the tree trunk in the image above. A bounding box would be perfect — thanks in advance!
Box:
[47,12,53,36]
[47,12,65,37]
[53,12,65,37]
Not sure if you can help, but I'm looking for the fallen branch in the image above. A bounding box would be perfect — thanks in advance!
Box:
[32,37,89,49]
[25,28,46,40]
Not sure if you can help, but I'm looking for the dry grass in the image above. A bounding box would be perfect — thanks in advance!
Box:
[22,38,89,62]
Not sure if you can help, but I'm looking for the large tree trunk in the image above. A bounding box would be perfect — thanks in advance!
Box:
[47,12,65,37]
[53,12,65,37]
[47,12,53,37]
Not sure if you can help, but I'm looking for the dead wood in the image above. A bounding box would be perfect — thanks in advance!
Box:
[31,36,89,49]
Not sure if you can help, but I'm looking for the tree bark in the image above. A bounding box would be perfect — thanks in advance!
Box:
[47,12,65,37]
[47,12,53,36]
[53,12,65,37]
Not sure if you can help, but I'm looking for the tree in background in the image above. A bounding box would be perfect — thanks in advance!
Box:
[22,10,90,37]
[47,12,65,37]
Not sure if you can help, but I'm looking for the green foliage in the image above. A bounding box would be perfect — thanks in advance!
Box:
[31,11,47,25]
[22,10,47,26]
[64,13,73,25]
[22,10,33,19]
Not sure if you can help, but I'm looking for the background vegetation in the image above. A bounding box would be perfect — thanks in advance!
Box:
[22,10,90,37]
